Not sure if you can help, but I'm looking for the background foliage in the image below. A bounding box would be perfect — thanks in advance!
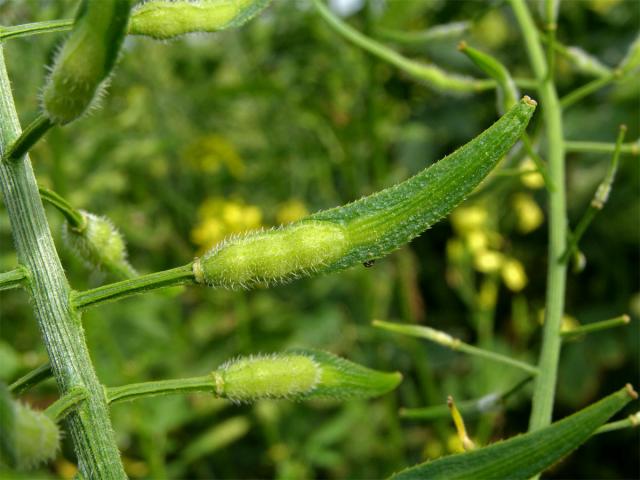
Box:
[0,0,638,478]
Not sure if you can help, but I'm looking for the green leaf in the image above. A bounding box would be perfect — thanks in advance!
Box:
[391,384,638,480]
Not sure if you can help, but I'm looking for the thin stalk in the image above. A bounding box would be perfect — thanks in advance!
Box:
[521,133,554,191]
[73,264,195,310]
[561,314,630,340]
[0,46,126,478]
[9,363,53,395]
[3,114,53,162]
[564,140,638,156]
[107,376,215,404]
[373,320,538,375]
[510,0,567,432]
[560,73,616,109]
[0,266,28,291]
[39,186,86,230]
[400,376,533,420]
[0,19,73,41]
[560,126,626,263]
[594,411,640,435]
[45,387,87,421]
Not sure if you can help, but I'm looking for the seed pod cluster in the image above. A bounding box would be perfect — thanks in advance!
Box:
[194,98,536,290]
[42,0,131,124]
[62,211,136,279]
[213,350,402,403]
[129,0,272,40]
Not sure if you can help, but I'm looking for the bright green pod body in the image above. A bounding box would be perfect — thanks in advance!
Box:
[195,98,535,290]
[129,0,271,40]
[42,0,131,124]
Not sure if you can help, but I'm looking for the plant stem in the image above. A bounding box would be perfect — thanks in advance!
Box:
[564,140,638,156]
[0,46,126,479]
[9,363,53,395]
[3,114,53,162]
[560,73,616,109]
[594,411,640,435]
[39,186,87,230]
[45,387,87,421]
[0,266,28,291]
[373,320,539,375]
[561,314,630,340]
[0,19,74,41]
[107,376,215,404]
[73,264,195,310]
[510,0,567,432]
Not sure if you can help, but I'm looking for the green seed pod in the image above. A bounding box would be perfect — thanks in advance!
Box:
[618,34,640,75]
[63,210,137,279]
[0,385,60,470]
[42,0,131,124]
[129,0,272,40]
[195,98,536,289]
[213,350,401,403]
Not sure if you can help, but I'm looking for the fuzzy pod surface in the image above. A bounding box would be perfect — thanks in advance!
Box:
[195,97,536,289]
[129,0,271,39]
[213,350,401,402]
[42,0,131,124]
[62,210,136,279]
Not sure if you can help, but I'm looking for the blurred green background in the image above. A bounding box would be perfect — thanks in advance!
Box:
[0,0,638,478]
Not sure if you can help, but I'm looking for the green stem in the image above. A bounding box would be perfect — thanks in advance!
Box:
[594,411,640,435]
[0,19,74,41]
[560,73,616,109]
[521,133,555,191]
[562,314,631,340]
[564,140,638,155]
[9,363,53,394]
[373,320,539,375]
[107,376,215,404]
[400,375,533,420]
[45,387,87,421]
[3,114,53,162]
[39,186,87,230]
[560,126,626,263]
[510,0,567,432]
[0,46,126,478]
[73,264,195,310]
[0,266,28,291]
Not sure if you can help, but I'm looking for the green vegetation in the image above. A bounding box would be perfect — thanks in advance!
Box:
[1,0,638,478]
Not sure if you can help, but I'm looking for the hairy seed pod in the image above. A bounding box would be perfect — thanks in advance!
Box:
[194,221,348,288]
[0,385,60,470]
[129,0,271,40]
[194,98,536,290]
[213,350,401,403]
[42,0,131,124]
[62,211,136,279]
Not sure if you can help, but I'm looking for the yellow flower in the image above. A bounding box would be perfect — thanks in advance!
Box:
[473,10,510,49]
[513,193,544,234]
[450,205,488,234]
[446,433,465,454]
[474,250,504,273]
[182,134,245,177]
[276,199,309,225]
[501,258,528,292]
[520,158,545,190]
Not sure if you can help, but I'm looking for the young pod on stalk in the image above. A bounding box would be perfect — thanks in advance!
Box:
[42,0,131,124]
[129,0,272,39]
[0,385,60,470]
[194,97,537,289]
[213,350,402,403]
[62,211,136,279]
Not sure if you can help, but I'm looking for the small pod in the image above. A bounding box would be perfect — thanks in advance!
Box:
[194,98,536,290]
[62,211,136,279]
[129,0,271,40]
[42,0,131,124]
[212,350,402,403]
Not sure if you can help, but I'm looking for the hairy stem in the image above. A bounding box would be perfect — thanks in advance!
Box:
[73,264,195,310]
[107,376,215,404]
[9,362,53,394]
[3,114,53,162]
[0,266,28,291]
[0,46,126,479]
[509,0,567,431]
[0,19,74,41]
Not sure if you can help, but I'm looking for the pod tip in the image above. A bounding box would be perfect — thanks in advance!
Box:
[457,40,468,51]
[625,383,638,399]
[522,95,538,107]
